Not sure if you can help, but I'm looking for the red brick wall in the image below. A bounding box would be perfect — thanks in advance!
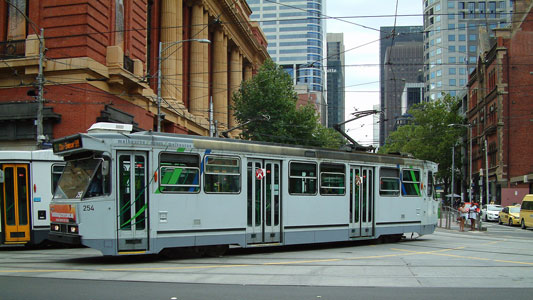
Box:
[37,1,113,64]
[506,10,533,179]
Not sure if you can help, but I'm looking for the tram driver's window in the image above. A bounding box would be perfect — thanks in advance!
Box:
[379,168,400,196]
[204,155,240,193]
[320,163,345,195]
[402,169,421,196]
[289,162,317,195]
[159,153,200,193]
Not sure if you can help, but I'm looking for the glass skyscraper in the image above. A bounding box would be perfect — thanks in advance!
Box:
[248,0,325,94]
[423,0,514,101]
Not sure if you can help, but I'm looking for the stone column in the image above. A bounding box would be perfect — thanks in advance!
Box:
[212,29,228,129]
[160,0,183,102]
[229,48,243,129]
[244,63,253,82]
[190,4,208,119]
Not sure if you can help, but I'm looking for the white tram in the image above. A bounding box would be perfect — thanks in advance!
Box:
[0,150,64,245]
[49,123,438,256]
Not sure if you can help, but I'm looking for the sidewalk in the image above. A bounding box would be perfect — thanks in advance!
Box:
[438,214,487,233]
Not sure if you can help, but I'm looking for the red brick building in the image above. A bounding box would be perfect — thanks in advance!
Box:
[0,0,268,149]
[467,0,533,206]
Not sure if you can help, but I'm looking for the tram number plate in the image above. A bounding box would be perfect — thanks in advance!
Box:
[83,205,95,211]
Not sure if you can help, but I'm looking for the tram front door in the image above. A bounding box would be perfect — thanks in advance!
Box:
[349,166,374,237]
[117,152,148,252]
[1,164,30,244]
[246,159,281,244]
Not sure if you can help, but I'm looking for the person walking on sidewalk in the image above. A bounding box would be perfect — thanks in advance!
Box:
[469,202,479,230]
[458,202,467,232]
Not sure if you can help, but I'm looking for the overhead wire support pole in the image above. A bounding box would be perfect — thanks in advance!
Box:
[36,28,45,148]
[156,39,211,132]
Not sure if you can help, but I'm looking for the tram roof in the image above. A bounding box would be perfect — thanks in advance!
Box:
[54,130,436,168]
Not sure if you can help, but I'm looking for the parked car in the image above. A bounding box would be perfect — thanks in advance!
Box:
[481,204,503,222]
[519,195,533,229]
[499,206,521,226]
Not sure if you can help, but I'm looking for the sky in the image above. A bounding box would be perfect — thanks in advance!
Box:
[325,0,424,147]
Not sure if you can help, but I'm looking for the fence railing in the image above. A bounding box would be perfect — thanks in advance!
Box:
[438,205,459,229]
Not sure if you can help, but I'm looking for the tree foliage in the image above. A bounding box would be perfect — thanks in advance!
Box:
[379,95,466,196]
[232,59,343,148]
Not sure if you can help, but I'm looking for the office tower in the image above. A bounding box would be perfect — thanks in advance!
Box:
[326,33,345,130]
[423,0,514,102]
[379,26,424,146]
[248,0,326,121]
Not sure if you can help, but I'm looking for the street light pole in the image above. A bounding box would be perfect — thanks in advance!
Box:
[451,144,455,208]
[449,123,473,202]
[157,39,211,132]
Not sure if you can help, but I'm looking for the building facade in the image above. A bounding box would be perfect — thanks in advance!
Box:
[466,0,533,206]
[326,33,345,130]
[248,0,326,122]
[0,0,268,149]
[423,0,514,102]
[379,26,424,146]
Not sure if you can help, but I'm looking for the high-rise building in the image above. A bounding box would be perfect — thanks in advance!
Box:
[326,33,345,130]
[248,0,326,121]
[379,26,424,146]
[422,0,514,102]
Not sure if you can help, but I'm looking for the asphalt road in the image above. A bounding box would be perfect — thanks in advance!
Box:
[1,224,533,299]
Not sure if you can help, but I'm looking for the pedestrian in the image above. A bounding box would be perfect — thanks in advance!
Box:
[458,202,467,232]
[469,202,478,230]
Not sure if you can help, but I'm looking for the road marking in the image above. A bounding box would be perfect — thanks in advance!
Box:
[0,269,83,273]
[391,244,533,266]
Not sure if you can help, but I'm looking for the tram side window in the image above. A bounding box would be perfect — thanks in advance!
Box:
[204,155,240,193]
[380,168,400,196]
[51,164,65,194]
[289,162,317,195]
[427,171,434,197]
[159,153,200,193]
[402,169,421,196]
[320,163,345,195]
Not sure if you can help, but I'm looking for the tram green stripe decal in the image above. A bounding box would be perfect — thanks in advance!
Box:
[168,168,183,185]
[177,147,185,152]
[120,203,147,229]
[411,170,421,196]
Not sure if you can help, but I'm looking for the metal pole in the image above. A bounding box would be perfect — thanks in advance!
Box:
[157,41,162,132]
[485,139,489,204]
[451,145,455,209]
[469,126,473,203]
[209,96,214,137]
[36,28,45,148]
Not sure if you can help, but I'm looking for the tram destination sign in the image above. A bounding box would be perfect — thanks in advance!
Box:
[53,135,83,153]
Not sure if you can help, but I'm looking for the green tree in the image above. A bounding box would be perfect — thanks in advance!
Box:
[379,95,465,200]
[232,59,343,148]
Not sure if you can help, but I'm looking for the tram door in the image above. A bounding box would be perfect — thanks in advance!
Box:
[246,159,281,244]
[349,166,374,237]
[1,164,31,244]
[117,152,148,252]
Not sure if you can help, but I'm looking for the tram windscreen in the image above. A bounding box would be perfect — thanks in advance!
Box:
[54,159,100,200]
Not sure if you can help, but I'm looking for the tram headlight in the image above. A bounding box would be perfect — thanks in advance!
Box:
[51,224,60,232]
[68,225,79,234]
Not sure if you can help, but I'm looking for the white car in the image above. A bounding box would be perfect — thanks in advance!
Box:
[481,204,503,222]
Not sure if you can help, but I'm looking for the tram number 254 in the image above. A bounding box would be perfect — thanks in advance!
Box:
[83,205,95,211]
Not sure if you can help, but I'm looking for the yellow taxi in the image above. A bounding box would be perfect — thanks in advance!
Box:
[498,205,521,226]
[520,195,533,229]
